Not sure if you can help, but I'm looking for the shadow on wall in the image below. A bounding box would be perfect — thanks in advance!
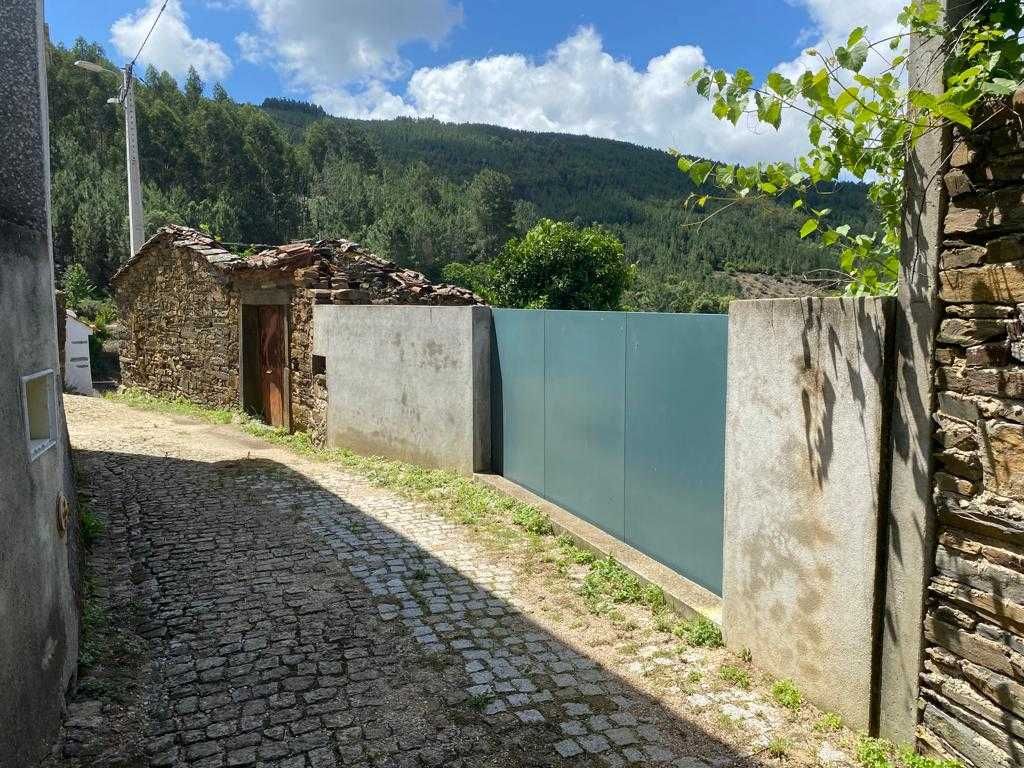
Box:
[64,446,751,766]
[725,297,895,732]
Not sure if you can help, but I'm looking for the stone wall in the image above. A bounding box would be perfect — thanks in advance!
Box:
[918,92,1024,767]
[116,245,238,408]
[116,230,480,436]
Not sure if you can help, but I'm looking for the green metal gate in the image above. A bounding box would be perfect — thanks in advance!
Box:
[492,309,728,594]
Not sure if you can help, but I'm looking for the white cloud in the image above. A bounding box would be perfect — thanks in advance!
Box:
[314,27,810,165]
[236,32,266,65]
[111,0,232,81]
[241,0,462,90]
[303,0,905,165]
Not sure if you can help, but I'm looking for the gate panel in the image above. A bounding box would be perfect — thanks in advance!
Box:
[492,308,727,595]
[544,311,626,539]
[491,310,545,494]
[624,313,727,594]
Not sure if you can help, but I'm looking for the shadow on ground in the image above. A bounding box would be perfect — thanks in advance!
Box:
[51,448,760,768]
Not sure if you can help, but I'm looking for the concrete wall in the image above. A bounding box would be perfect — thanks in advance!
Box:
[723,297,895,731]
[0,1,82,764]
[313,305,491,474]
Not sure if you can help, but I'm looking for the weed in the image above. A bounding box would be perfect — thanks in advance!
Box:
[767,737,790,759]
[673,616,723,648]
[79,500,104,550]
[411,567,430,581]
[581,557,665,614]
[855,737,960,768]
[739,647,752,664]
[898,746,960,768]
[686,669,703,683]
[618,641,640,656]
[466,692,493,711]
[816,712,843,732]
[718,664,751,689]
[653,611,674,633]
[716,712,740,732]
[556,535,597,566]
[78,578,108,670]
[771,679,802,710]
[512,505,554,535]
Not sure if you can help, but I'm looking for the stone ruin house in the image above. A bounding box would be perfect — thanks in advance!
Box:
[113,225,480,438]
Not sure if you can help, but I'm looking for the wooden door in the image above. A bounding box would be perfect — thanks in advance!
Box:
[257,305,286,427]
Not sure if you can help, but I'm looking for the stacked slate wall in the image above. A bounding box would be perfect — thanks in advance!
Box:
[115,245,239,409]
[919,91,1024,767]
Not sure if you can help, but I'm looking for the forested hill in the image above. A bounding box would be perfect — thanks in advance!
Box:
[262,99,872,242]
[48,39,872,314]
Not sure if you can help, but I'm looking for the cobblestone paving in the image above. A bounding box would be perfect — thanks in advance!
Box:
[52,397,774,768]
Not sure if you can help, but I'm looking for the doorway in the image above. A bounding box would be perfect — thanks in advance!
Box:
[241,304,289,428]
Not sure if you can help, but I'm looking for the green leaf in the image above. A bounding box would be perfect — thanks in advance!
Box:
[762,98,782,129]
[759,182,778,194]
[734,68,754,92]
[766,72,794,97]
[847,27,865,47]
[677,157,694,172]
[799,218,819,239]
[835,224,851,236]
[934,100,972,128]
[836,40,869,72]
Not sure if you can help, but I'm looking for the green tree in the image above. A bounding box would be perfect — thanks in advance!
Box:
[682,0,1024,294]
[61,263,95,308]
[468,168,515,260]
[485,219,634,310]
[183,66,204,107]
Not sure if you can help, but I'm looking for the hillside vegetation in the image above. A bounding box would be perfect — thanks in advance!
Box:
[49,40,871,312]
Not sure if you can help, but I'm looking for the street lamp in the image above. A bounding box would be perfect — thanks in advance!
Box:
[74,60,145,256]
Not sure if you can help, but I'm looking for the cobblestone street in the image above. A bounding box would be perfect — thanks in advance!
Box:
[52,396,848,768]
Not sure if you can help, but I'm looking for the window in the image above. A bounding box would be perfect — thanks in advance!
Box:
[22,369,56,461]
[312,355,326,376]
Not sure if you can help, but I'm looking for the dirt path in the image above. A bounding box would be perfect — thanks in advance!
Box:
[48,395,856,768]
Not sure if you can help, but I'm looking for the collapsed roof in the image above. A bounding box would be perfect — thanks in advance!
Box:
[111,224,482,305]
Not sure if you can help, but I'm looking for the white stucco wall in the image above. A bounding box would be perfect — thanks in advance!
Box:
[64,313,93,394]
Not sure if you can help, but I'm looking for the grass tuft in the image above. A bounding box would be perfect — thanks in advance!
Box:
[856,737,960,768]
[673,615,723,648]
[581,557,666,614]
[767,737,790,759]
[771,678,803,710]
[816,712,843,732]
[718,664,751,689]
[79,498,104,551]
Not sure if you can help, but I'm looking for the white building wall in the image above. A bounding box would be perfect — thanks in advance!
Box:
[64,314,93,394]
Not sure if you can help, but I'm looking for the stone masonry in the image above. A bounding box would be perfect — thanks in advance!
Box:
[114,226,479,433]
[918,90,1024,767]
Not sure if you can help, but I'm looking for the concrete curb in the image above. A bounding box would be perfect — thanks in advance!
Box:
[474,473,722,624]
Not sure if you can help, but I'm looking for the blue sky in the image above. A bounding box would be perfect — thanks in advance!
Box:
[44,0,903,162]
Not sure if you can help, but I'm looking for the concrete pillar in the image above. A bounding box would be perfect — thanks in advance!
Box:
[877,0,981,741]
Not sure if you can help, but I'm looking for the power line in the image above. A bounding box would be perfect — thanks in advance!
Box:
[129,0,169,72]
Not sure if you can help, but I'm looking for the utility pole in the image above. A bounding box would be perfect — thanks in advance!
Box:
[74,60,145,255]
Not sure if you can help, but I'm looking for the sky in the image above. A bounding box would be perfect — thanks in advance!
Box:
[45,0,905,164]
